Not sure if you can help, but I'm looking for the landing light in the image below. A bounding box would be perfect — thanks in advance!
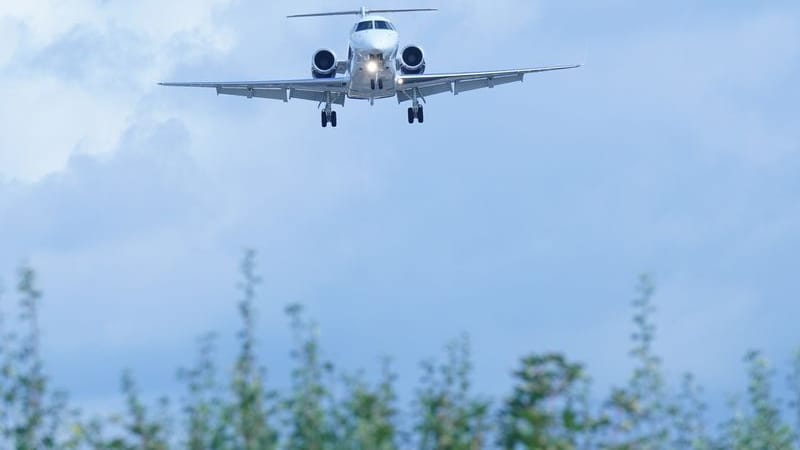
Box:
[367,61,378,73]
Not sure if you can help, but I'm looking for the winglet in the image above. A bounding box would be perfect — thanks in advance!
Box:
[580,43,589,68]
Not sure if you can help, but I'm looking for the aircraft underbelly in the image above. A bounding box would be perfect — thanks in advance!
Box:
[347,66,397,100]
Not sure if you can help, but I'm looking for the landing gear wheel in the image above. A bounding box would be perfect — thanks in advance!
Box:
[408,107,415,124]
[331,111,338,128]
[378,78,384,90]
[417,106,424,124]
[321,110,328,128]
[370,79,376,90]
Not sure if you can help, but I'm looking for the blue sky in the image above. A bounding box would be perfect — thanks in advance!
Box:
[1,0,799,416]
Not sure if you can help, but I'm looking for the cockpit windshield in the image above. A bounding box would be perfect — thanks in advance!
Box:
[355,20,394,32]
[355,21,373,31]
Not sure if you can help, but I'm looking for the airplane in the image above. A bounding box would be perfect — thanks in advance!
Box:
[159,7,581,128]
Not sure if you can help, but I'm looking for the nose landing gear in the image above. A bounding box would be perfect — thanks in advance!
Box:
[370,78,385,90]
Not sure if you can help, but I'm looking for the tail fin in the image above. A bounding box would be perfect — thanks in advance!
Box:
[288,7,437,18]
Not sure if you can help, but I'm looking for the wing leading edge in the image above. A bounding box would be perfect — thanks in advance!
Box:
[396,64,580,103]
[158,77,351,105]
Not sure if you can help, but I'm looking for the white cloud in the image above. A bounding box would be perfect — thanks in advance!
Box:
[0,0,235,182]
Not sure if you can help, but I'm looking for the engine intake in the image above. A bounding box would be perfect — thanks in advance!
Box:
[399,45,426,75]
[312,49,337,78]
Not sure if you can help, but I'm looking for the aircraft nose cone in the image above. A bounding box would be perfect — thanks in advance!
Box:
[365,31,398,53]
[375,33,398,51]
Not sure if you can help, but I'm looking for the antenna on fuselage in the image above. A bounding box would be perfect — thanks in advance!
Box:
[287,7,438,18]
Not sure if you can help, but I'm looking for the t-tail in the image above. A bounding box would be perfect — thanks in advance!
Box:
[287,7,437,18]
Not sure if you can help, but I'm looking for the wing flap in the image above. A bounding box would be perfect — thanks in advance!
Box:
[217,87,287,101]
[397,83,453,103]
[160,77,351,104]
[289,89,346,106]
[454,73,524,94]
[396,64,580,100]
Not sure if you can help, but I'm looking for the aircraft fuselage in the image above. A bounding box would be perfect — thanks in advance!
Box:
[346,16,400,100]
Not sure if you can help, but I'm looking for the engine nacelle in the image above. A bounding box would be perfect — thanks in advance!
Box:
[312,49,337,79]
[398,45,426,75]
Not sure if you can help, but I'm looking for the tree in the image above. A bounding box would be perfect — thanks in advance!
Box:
[178,333,232,450]
[230,250,278,450]
[671,374,711,450]
[604,275,674,449]
[415,334,490,450]
[120,371,172,450]
[790,349,800,448]
[499,353,601,450]
[335,361,399,450]
[284,303,335,450]
[731,351,794,449]
[0,266,72,449]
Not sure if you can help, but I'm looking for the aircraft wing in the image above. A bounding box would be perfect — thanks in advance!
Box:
[396,65,580,103]
[159,77,351,105]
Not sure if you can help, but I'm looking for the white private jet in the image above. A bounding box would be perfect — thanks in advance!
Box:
[160,7,580,127]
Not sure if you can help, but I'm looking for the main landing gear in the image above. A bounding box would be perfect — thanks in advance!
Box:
[320,92,337,128]
[407,88,425,124]
[407,106,424,124]
[321,110,338,128]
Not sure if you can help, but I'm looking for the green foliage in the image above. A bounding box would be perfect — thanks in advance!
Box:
[671,374,711,450]
[499,353,602,450]
[414,334,490,450]
[731,351,794,449]
[335,361,399,450]
[791,349,800,448]
[177,333,231,450]
[604,274,675,450]
[120,371,172,450]
[229,249,279,450]
[1,262,799,449]
[0,266,71,449]
[284,303,335,450]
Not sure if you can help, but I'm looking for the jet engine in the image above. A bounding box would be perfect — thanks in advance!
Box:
[312,49,337,78]
[398,45,426,75]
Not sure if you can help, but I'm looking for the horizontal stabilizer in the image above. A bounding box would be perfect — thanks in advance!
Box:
[288,7,437,18]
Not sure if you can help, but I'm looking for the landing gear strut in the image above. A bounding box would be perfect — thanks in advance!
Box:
[407,89,425,124]
[320,93,338,128]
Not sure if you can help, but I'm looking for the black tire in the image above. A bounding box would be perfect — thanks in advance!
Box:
[331,111,338,128]
[321,110,328,128]
[417,106,424,123]
[370,79,376,90]
[408,107,415,124]
[378,78,384,90]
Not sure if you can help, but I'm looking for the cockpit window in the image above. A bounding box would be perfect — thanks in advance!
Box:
[355,21,374,31]
[374,21,394,30]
